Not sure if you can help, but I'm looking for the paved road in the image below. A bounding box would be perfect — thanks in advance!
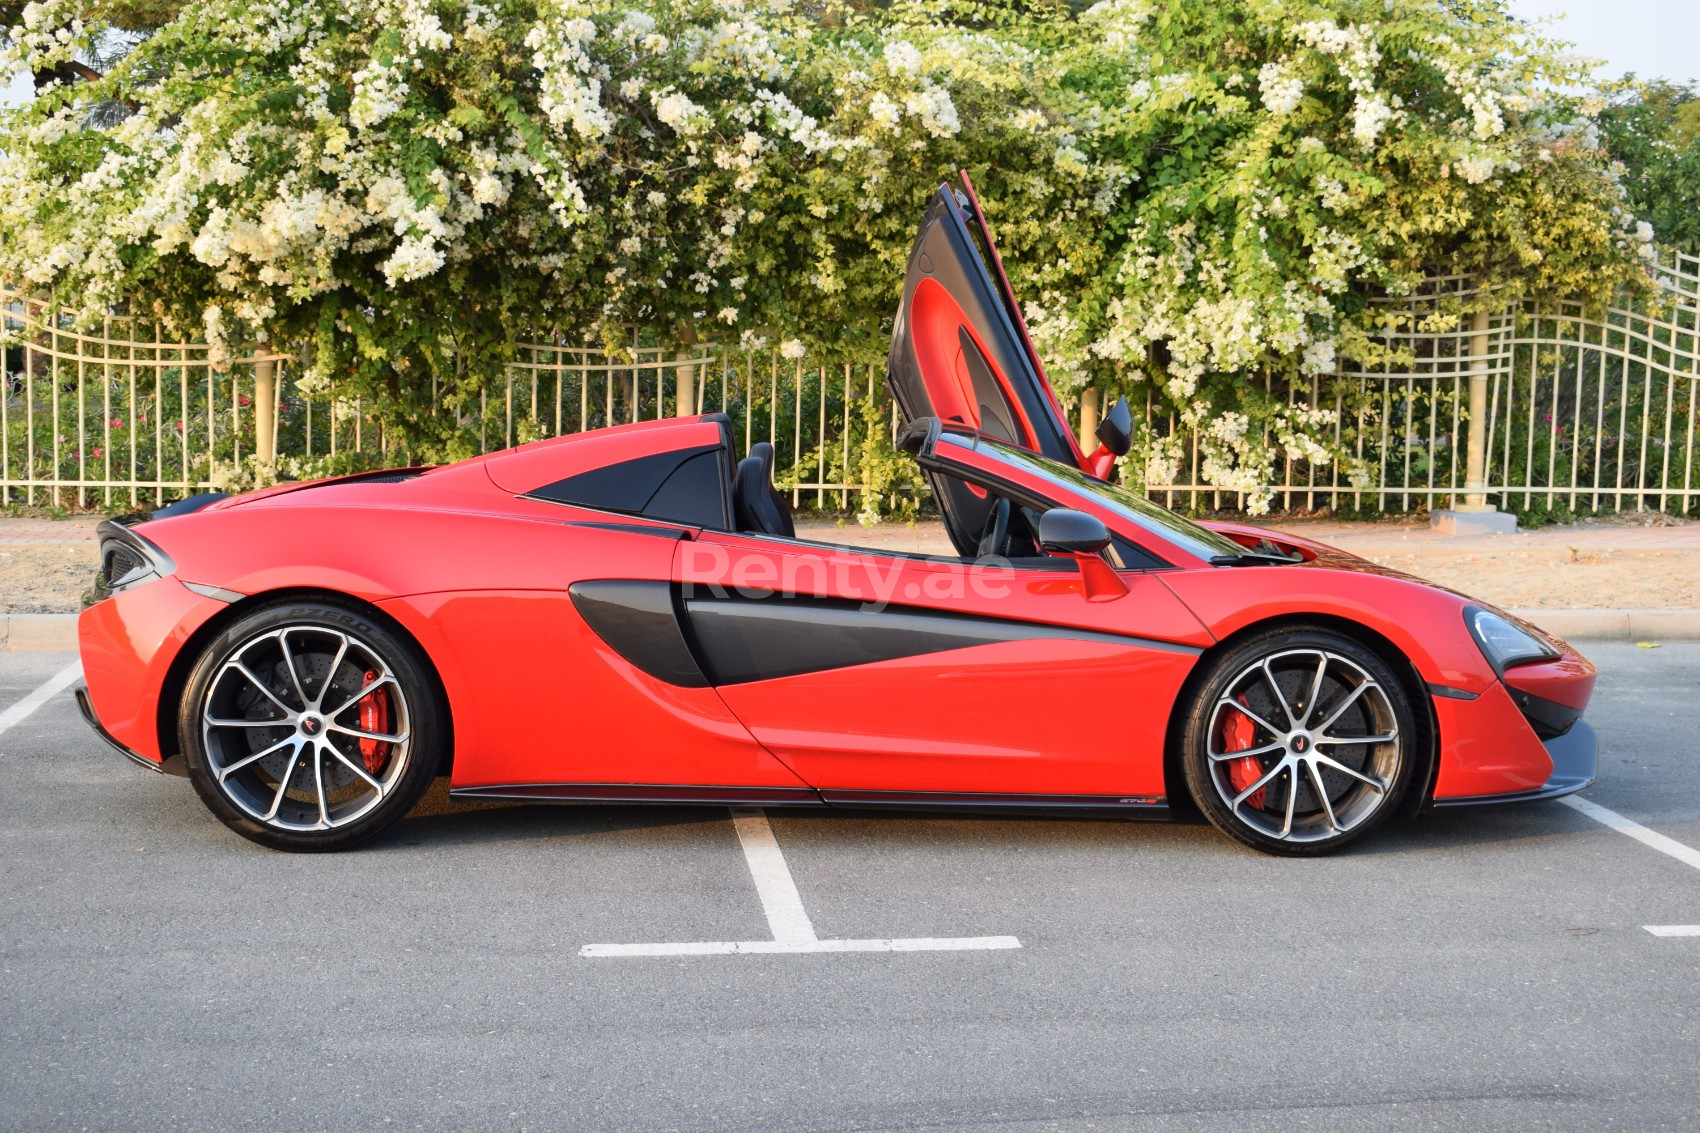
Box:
[1,645,1697,1131]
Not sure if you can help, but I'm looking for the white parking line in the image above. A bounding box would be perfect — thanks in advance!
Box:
[730,807,818,943]
[1560,795,1700,871]
[1560,797,1700,940]
[579,807,1022,958]
[0,662,82,739]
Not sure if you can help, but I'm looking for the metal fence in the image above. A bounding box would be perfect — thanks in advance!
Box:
[4,253,1696,517]
[1131,253,1699,517]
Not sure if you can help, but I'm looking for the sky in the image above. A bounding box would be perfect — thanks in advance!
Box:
[2,0,1698,108]
[1507,0,1700,85]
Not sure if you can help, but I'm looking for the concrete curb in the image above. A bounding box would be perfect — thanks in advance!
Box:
[3,609,1699,653]
[1510,609,1700,643]
[0,614,80,652]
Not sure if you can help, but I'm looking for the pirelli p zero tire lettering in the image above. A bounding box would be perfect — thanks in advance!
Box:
[179,600,446,852]
[1180,628,1418,857]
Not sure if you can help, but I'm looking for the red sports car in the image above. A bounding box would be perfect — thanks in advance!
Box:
[76,175,1597,855]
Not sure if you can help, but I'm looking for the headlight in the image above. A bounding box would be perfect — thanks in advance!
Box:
[1465,606,1559,674]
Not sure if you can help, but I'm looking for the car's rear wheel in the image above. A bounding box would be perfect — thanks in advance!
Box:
[180,600,445,852]
[1180,628,1417,856]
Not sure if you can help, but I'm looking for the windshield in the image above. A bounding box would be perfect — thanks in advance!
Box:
[946,433,1247,562]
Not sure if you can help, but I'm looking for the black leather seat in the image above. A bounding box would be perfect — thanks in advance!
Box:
[732,442,795,538]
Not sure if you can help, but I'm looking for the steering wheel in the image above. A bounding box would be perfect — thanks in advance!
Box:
[976,497,1012,559]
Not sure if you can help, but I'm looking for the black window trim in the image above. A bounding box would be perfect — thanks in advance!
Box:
[522,421,736,531]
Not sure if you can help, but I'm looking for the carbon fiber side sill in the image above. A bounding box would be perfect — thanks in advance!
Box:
[821,789,1170,819]
[449,784,824,806]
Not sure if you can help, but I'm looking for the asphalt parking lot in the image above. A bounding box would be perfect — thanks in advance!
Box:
[2,645,1698,1132]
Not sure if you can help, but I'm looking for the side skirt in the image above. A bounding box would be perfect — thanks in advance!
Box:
[448,783,1171,820]
[449,784,824,806]
[821,789,1170,820]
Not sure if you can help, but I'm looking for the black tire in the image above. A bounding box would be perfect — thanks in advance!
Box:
[1180,627,1419,857]
[180,600,446,852]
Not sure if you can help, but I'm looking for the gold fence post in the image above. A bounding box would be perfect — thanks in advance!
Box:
[1077,386,1101,453]
[1431,306,1516,534]
[253,346,277,466]
[675,349,698,418]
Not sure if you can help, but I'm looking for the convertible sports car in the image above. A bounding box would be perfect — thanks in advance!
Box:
[76,174,1598,856]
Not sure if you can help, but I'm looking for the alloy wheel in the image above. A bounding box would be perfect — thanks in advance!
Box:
[199,625,413,833]
[1204,648,1402,845]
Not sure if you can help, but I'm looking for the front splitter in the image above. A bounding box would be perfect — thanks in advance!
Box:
[1432,720,1597,808]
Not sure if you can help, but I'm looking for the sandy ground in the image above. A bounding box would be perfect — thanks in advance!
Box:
[0,512,1694,613]
[0,544,97,613]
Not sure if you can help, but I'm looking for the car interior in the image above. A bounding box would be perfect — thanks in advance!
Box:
[724,437,1090,569]
[528,419,1151,570]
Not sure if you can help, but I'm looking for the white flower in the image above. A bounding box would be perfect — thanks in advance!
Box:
[1301,338,1338,375]
[867,91,902,132]
[718,307,738,324]
[904,85,960,138]
[779,339,806,360]
[1316,176,1351,211]
[463,1,500,40]
[614,11,656,41]
[1352,96,1392,146]
[1258,62,1303,117]
[382,232,445,285]
[883,40,923,76]
[1458,155,1497,184]
[653,90,710,136]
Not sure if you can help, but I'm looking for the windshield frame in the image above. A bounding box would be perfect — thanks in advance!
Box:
[931,431,1247,564]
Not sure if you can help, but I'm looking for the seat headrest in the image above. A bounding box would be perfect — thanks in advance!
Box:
[732,442,793,538]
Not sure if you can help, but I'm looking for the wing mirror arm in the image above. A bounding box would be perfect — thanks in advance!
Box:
[1082,397,1133,481]
[1037,509,1129,603]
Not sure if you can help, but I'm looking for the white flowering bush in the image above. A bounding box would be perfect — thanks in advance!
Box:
[0,0,1652,500]
[1029,0,1654,508]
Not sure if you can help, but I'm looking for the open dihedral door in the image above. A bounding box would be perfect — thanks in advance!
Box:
[886,173,1109,556]
[886,174,1085,468]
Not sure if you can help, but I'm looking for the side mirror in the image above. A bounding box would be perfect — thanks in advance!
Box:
[1038,509,1128,602]
[1038,508,1111,555]
[1096,397,1132,457]
[1083,396,1132,480]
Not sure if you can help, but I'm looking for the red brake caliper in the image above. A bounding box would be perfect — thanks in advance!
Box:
[1220,695,1267,809]
[357,669,391,775]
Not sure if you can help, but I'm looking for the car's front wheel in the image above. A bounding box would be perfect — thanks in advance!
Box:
[1180,628,1418,856]
[180,600,445,852]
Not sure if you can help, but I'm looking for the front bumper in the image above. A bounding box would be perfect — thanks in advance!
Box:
[74,681,184,776]
[1431,720,1596,808]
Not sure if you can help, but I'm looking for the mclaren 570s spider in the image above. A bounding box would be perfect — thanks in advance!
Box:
[77,174,1597,855]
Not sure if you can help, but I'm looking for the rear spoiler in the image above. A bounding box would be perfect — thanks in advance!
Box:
[110,492,230,528]
[111,467,432,527]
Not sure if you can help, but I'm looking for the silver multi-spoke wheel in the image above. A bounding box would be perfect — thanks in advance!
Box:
[183,603,442,851]
[1184,633,1415,855]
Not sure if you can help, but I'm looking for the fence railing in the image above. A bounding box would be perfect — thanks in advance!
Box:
[1131,254,1699,518]
[4,252,1696,517]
